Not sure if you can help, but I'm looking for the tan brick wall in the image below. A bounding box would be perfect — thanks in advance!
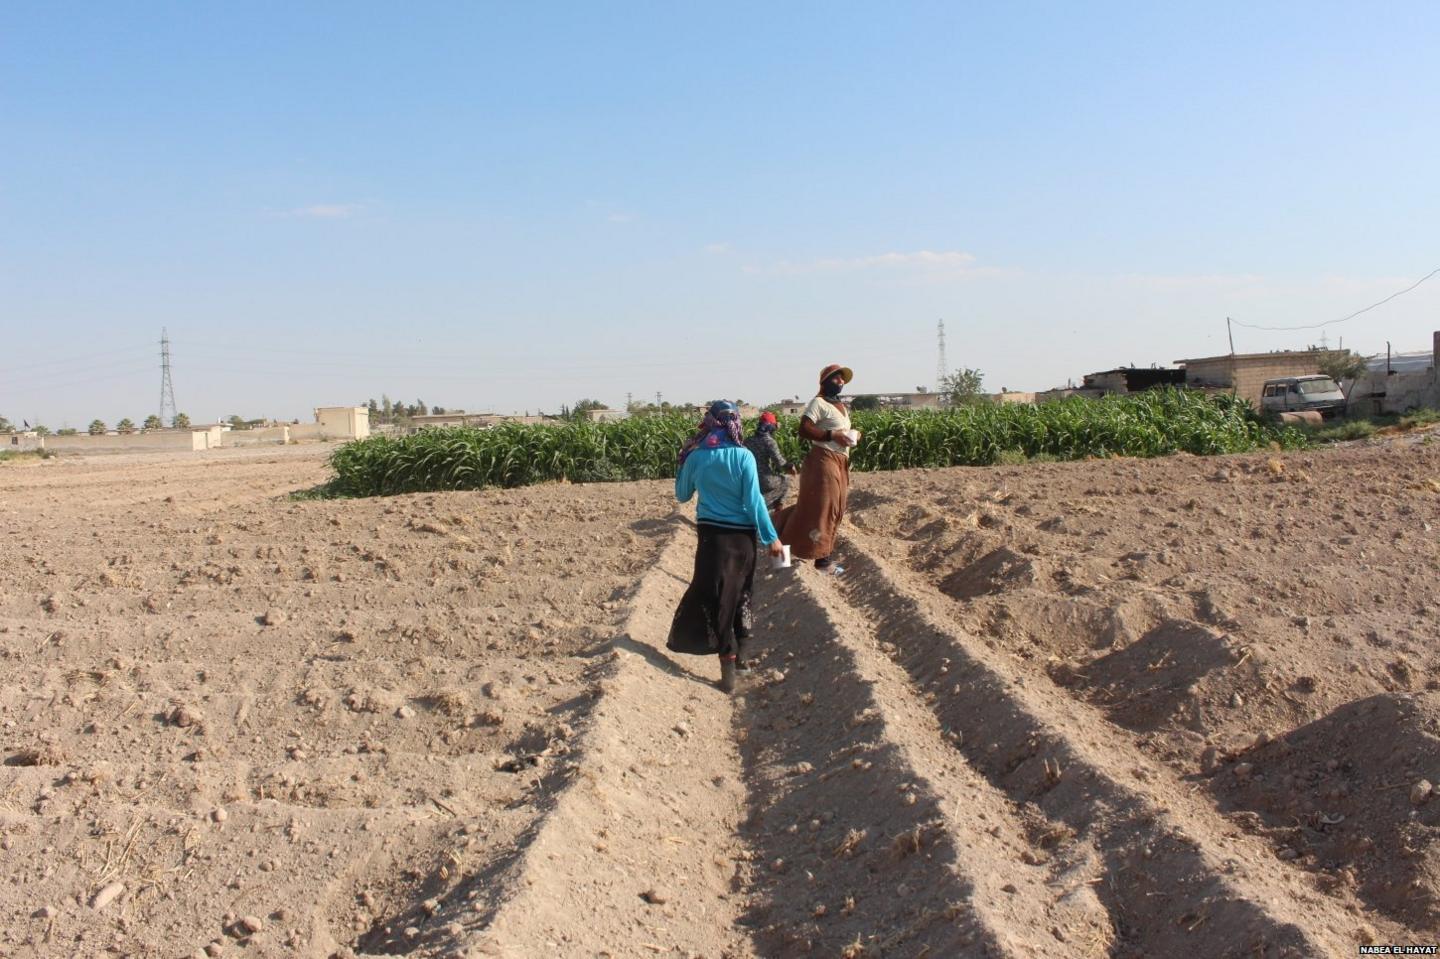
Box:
[1182,359,1232,389]
[1233,357,1326,405]
[1182,355,1327,404]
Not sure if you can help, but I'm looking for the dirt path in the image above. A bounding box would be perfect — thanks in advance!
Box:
[461,526,754,958]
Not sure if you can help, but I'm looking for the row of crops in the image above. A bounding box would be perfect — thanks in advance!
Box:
[323,390,1305,497]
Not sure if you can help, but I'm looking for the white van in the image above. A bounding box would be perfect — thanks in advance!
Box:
[1260,375,1345,419]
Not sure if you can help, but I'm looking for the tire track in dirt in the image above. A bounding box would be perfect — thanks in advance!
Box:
[437,524,756,958]
[806,527,1378,956]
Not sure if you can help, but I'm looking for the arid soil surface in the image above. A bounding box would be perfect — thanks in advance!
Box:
[3,436,1439,957]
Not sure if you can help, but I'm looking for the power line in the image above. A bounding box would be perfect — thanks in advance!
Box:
[1,363,156,394]
[0,345,153,377]
[0,354,161,387]
[1230,266,1440,332]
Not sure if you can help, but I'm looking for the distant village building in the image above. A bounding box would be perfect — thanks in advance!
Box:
[1346,336,1440,416]
[770,392,940,415]
[8,405,371,453]
[406,411,568,432]
[580,408,629,423]
[290,406,370,442]
[1175,350,1337,405]
[410,411,497,429]
[1081,367,1186,395]
[1034,387,1099,403]
[859,391,944,410]
[772,398,807,417]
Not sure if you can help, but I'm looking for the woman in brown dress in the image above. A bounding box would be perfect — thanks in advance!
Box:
[773,364,860,572]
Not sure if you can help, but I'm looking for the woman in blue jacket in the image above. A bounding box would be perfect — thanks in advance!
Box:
[668,400,784,693]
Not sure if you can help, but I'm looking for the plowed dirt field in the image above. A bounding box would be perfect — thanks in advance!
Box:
[4,438,1439,957]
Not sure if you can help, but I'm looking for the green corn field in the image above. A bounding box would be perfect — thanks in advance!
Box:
[323,390,1304,497]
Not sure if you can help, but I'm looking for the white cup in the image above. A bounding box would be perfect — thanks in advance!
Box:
[771,544,792,569]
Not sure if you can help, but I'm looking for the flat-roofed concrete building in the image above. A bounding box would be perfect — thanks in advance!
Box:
[580,408,629,423]
[1081,367,1187,395]
[289,406,370,441]
[410,412,497,429]
[1176,350,1340,405]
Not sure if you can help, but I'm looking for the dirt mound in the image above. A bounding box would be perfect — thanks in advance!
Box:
[938,546,1041,599]
[1212,693,1440,929]
[1078,621,1240,731]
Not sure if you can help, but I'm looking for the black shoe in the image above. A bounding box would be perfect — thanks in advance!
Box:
[719,658,737,694]
[815,556,833,570]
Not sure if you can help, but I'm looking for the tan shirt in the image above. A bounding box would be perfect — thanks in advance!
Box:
[802,396,852,457]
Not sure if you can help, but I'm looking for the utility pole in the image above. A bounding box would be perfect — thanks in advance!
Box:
[655,391,662,408]
[158,328,178,426]
[1226,317,1237,398]
[626,391,633,411]
[936,319,948,390]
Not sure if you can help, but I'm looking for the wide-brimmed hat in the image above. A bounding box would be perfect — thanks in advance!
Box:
[819,364,853,385]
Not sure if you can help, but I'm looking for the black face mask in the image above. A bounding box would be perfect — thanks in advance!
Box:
[821,377,844,399]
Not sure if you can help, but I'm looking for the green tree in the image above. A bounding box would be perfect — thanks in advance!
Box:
[228,415,249,430]
[850,394,882,411]
[940,368,987,406]
[57,427,78,436]
[172,413,191,429]
[1318,351,1368,390]
[116,418,136,433]
[34,425,51,436]
[561,399,607,421]
[143,414,163,430]
[88,419,108,435]
[0,415,12,432]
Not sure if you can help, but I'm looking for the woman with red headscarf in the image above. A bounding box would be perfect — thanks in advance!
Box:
[773,364,860,572]
[744,411,796,510]
[668,400,784,693]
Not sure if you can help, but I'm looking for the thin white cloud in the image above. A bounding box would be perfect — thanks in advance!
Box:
[748,249,1009,279]
[270,203,362,219]
[1108,271,1266,291]
[606,211,636,224]
[703,242,732,255]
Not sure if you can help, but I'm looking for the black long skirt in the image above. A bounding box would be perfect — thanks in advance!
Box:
[666,523,756,660]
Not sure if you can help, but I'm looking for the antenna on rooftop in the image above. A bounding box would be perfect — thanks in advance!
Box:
[158,327,178,426]
[936,319,948,389]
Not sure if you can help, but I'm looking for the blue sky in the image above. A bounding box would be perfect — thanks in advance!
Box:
[3,1,1439,426]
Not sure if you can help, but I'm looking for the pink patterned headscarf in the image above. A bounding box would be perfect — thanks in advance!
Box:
[678,402,744,466]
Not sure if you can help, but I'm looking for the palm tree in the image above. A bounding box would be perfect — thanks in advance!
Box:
[172,413,191,429]
[88,419,108,435]
[143,415,163,430]
[116,418,135,433]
